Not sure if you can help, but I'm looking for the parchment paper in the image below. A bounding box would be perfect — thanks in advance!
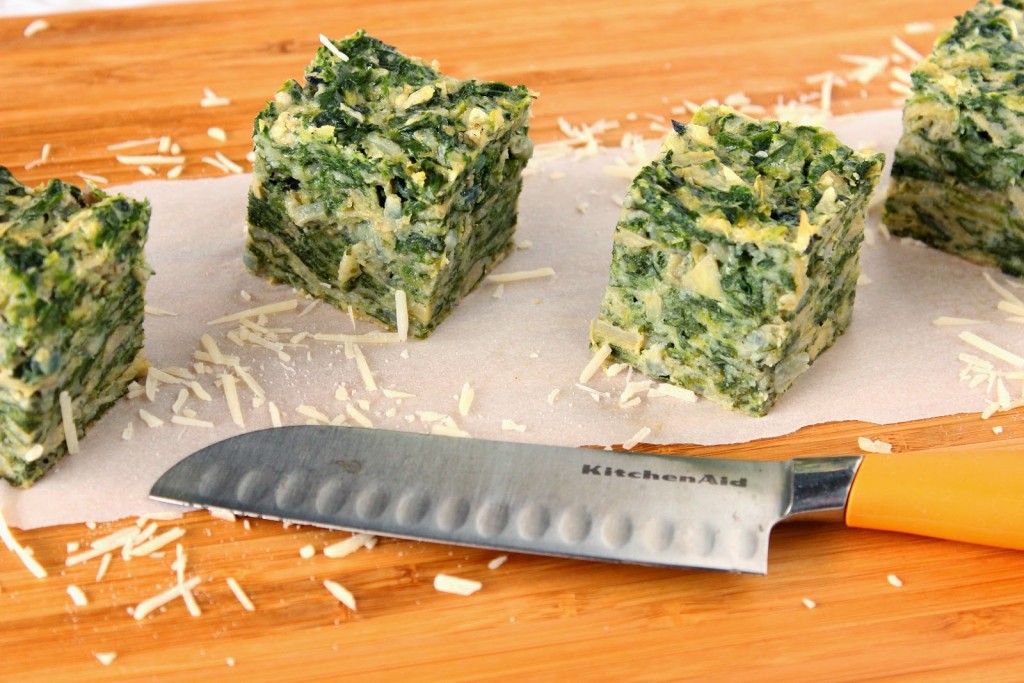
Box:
[3,109,1022,529]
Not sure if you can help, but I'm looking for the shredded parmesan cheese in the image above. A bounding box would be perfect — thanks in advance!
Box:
[23,143,51,170]
[485,267,556,284]
[299,544,316,559]
[579,343,612,383]
[501,419,526,432]
[77,171,109,185]
[171,415,214,428]
[94,652,117,666]
[200,87,231,107]
[323,533,375,559]
[115,154,185,166]
[345,403,374,428]
[139,409,164,428]
[23,18,50,37]
[887,573,904,588]
[0,509,48,578]
[351,343,377,391]
[857,437,894,454]
[459,382,475,416]
[208,507,237,523]
[932,317,988,326]
[226,577,256,611]
[958,331,1024,368]
[207,300,298,325]
[487,555,508,570]
[67,584,88,606]
[319,34,350,62]
[128,527,186,557]
[434,573,482,596]
[891,35,925,63]
[133,576,202,620]
[95,552,112,581]
[323,579,357,610]
[395,289,409,342]
[22,443,44,463]
[220,373,245,427]
[622,427,651,450]
[802,598,817,609]
[215,151,244,174]
[207,127,227,142]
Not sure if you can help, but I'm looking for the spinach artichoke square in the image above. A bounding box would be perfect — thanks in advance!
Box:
[884,0,1024,276]
[247,30,535,338]
[0,166,150,487]
[592,106,884,416]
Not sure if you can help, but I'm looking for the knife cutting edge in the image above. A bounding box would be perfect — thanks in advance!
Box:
[149,426,1024,574]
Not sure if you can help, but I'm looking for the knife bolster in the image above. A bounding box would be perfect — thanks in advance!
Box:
[784,456,863,523]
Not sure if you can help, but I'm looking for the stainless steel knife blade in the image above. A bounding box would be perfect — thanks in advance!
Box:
[150,426,862,574]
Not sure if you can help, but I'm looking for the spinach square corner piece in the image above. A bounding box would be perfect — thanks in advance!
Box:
[246,30,535,338]
[884,0,1024,276]
[0,166,150,487]
[591,105,884,417]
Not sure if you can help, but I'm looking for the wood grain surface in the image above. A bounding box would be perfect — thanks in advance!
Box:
[1,1,1023,681]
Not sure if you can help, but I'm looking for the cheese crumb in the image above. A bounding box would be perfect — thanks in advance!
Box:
[94,652,117,666]
[434,573,482,596]
[324,532,375,559]
[23,143,51,170]
[323,579,357,610]
[133,576,201,620]
[207,127,227,142]
[579,343,612,384]
[299,544,315,559]
[139,411,164,428]
[67,585,88,607]
[395,289,409,342]
[622,426,651,450]
[887,574,904,588]
[200,87,231,107]
[208,507,237,523]
[485,267,556,284]
[487,555,508,570]
[319,34,350,62]
[95,553,112,581]
[802,598,817,609]
[501,419,526,432]
[857,437,893,454]
[459,382,475,417]
[226,577,256,611]
[958,331,1024,368]
[23,18,50,37]
[932,317,988,326]
[0,509,48,579]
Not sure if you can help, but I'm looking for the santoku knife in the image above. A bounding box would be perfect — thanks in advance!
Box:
[150,426,1024,574]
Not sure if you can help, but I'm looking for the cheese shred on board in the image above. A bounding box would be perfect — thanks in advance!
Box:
[323,579,357,611]
[433,573,482,596]
[246,30,534,338]
[133,576,201,620]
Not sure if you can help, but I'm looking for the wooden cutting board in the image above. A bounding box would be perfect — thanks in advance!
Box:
[1,1,1023,680]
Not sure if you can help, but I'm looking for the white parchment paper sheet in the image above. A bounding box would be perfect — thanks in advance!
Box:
[3,109,1022,529]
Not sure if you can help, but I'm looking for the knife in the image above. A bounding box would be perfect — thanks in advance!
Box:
[150,426,1024,574]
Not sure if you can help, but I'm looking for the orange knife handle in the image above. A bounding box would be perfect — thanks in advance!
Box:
[845,450,1024,551]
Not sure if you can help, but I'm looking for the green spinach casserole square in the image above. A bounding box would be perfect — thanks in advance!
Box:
[247,30,535,338]
[592,106,883,416]
[0,167,150,486]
